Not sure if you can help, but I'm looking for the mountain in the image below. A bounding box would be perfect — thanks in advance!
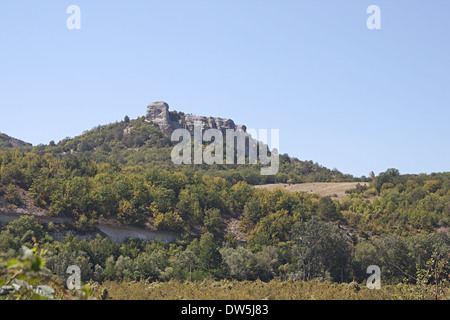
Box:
[1,102,448,296]
[24,102,357,184]
[0,133,31,150]
[0,101,448,247]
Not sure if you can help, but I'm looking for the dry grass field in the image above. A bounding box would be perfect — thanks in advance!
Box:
[254,182,368,200]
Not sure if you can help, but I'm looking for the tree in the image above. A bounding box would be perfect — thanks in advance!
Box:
[117,199,140,225]
[196,233,221,273]
[247,210,294,250]
[220,245,278,281]
[253,246,278,281]
[373,168,400,193]
[132,250,168,280]
[5,184,23,206]
[85,235,119,267]
[230,182,253,215]
[124,115,130,123]
[204,208,223,236]
[77,140,92,152]
[102,256,116,280]
[242,197,266,230]
[172,250,197,280]
[317,197,340,221]
[220,246,254,280]
[114,255,132,279]
[2,216,46,249]
[154,211,184,232]
[373,234,415,282]
[351,241,379,282]
[292,216,350,282]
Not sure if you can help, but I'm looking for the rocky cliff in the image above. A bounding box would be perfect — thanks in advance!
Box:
[145,101,247,137]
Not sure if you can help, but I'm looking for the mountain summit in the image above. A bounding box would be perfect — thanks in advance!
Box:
[145,101,247,137]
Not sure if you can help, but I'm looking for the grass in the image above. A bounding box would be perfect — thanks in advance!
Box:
[254,182,369,200]
[93,279,448,300]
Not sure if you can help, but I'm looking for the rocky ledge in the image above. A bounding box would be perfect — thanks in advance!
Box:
[145,101,247,137]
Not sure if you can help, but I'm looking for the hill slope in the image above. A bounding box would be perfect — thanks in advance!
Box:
[22,116,358,185]
[0,133,31,150]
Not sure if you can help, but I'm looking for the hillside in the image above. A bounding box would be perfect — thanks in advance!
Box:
[22,110,358,185]
[0,133,31,150]
[0,106,449,297]
[1,104,448,237]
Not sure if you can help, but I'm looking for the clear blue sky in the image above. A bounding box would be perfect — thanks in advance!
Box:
[1,1,449,177]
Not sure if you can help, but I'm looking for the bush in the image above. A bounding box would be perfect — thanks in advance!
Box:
[5,184,22,206]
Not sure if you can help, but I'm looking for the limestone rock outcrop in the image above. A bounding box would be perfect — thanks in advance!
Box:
[145,101,247,137]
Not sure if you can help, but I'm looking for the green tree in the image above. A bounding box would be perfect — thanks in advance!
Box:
[220,246,254,280]
[253,246,278,281]
[117,199,140,225]
[5,184,23,206]
[154,211,184,232]
[373,168,400,193]
[196,233,221,274]
[292,216,350,282]
[1,216,47,250]
[204,208,223,236]
[317,197,340,221]
[172,250,197,280]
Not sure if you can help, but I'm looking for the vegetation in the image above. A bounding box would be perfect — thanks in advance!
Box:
[342,170,450,235]
[0,117,449,300]
[98,278,447,300]
[20,117,357,184]
[0,133,30,151]
[0,213,448,300]
[0,239,92,300]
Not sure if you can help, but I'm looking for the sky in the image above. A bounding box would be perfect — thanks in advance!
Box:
[0,0,449,177]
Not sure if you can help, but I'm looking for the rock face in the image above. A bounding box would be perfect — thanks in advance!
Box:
[145,101,247,137]
[145,101,182,136]
[0,133,32,149]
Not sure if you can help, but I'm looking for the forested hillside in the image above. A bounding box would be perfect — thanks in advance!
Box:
[0,117,449,300]
[21,116,357,184]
